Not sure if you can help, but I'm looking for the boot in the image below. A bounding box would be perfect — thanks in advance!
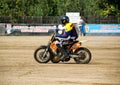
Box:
[56,44,68,60]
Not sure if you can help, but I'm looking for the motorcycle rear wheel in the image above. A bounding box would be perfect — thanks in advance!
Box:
[74,47,92,64]
[34,46,51,63]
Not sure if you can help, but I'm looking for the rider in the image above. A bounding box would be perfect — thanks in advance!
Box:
[55,16,78,60]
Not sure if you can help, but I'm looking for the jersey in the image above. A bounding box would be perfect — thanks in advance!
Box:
[59,22,78,39]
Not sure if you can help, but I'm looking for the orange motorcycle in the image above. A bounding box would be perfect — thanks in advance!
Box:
[34,33,92,64]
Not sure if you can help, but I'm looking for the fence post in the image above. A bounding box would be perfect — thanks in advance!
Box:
[0,23,6,35]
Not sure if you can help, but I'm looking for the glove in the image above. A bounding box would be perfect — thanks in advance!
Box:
[55,34,61,42]
[55,34,60,37]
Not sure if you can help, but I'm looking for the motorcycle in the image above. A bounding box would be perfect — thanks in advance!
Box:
[34,31,92,64]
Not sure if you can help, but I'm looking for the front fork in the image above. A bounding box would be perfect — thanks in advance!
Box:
[42,42,54,59]
[42,47,49,58]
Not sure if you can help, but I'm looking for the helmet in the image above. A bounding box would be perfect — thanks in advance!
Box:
[60,16,69,25]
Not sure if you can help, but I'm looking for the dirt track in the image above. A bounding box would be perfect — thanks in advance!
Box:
[0,36,120,85]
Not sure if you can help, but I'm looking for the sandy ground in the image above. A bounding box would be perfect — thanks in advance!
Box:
[0,35,120,85]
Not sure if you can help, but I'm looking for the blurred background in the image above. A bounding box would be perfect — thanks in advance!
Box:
[0,0,120,35]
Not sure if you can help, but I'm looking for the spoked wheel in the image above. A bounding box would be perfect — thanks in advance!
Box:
[74,47,92,64]
[34,46,51,63]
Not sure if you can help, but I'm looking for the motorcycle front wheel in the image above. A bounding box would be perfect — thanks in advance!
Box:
[34,46,51,63]
[74,47,92,64]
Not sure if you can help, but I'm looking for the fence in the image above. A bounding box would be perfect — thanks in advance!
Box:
[0,16,119,24]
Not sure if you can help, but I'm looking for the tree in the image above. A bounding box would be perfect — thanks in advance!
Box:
[0,0,120,17]
[98,0,120,16]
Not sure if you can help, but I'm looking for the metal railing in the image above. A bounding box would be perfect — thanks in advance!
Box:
[0,16,119,24]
